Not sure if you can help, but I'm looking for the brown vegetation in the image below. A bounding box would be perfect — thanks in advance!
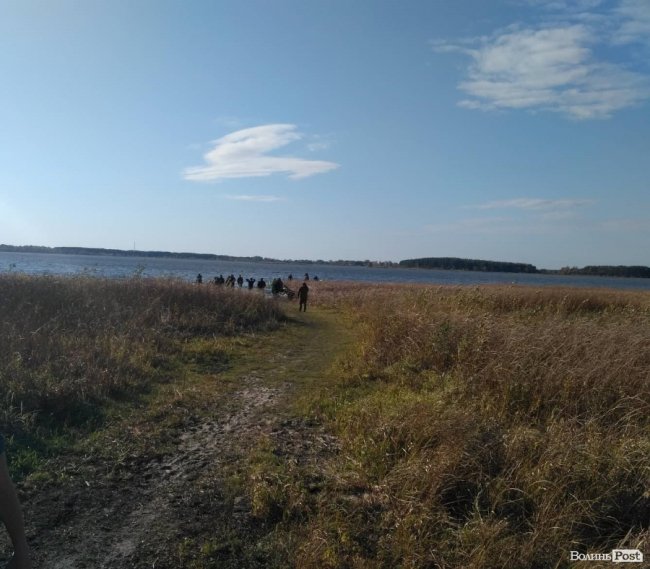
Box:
[255,281,650,568]
[0,274,284,475]
[2,276,648,567]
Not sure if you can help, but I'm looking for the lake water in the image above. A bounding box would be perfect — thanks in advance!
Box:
[1,251,650,291]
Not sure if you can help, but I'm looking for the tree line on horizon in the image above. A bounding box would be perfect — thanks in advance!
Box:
[1,245,648,278]
[557,265,650,278]
[400,257,538,273]
[0,244,398,267]
[400,257,650,278]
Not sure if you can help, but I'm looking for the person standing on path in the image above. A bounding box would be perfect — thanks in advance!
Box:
[297,282,309,312]
[0,436,32,568]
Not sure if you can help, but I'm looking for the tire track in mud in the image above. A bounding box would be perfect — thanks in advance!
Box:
[29,375,286,569]
[103,376,283,568]
[16,310,349,568]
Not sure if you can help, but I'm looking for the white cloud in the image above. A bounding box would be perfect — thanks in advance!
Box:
[435,1,650,119]
[614,0,650,44]
[224,194,285,202]
[474,198,594,210]
[184,124,339,182]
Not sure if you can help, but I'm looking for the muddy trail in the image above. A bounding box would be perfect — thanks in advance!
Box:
[9,309,351,568]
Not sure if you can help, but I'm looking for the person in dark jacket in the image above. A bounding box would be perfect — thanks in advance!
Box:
[271,278,284,295]
[297,282,309,312]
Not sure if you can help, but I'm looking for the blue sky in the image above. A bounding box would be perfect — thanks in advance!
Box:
[1,0,649,268]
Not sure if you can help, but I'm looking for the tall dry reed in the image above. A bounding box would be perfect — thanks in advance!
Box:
[276,282,650,568]
[0,274,284,440]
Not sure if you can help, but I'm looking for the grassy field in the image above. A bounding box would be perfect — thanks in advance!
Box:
[1,275,648,568]
[251,281,650,568]
[0,274,284,478]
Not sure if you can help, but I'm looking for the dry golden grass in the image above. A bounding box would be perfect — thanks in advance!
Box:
[3,275,648,567]
[270,282,650,568]
[0,274,284,455]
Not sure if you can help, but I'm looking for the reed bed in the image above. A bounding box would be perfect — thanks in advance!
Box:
[0,274,284,447]
[275,282,650,568]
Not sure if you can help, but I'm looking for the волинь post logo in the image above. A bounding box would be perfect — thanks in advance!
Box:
[569,549,644,563]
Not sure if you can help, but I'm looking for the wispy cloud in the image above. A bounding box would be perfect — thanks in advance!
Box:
[466,198,593,225]
[184,124,339,182]
[614,0,650,45]
[307,141,331,152]
[600,217,650,231]
[224,194,285,202]
[434,1,650,118]
[513,0,604,11]
[423,210,588,236]
[473,198,594,210]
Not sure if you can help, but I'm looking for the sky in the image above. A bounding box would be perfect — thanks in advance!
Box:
[1,0,649,269]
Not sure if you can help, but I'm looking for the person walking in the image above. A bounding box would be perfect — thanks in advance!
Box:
[297,282,309,312]
[0,436,32,568]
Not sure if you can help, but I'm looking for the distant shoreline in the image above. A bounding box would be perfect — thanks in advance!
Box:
[0,244,395,268]
[1,245,648,279]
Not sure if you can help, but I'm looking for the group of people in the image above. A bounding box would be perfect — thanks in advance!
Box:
[195,272,311,311]
[197,272,319,288]
[196,273,265,290]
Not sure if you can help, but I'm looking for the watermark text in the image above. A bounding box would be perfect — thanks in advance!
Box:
[569,549,644,563]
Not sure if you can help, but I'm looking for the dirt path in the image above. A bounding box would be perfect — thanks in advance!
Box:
[15,308,352,568]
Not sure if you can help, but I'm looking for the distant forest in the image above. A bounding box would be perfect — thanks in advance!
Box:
[557,265,650,278]
[400,257,538,273]
[0,244,232,261]
[0,244,396,268]
[1,245,648,278]
[400,257,650,278]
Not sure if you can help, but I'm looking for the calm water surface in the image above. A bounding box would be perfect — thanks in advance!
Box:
[1,252,649,291]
